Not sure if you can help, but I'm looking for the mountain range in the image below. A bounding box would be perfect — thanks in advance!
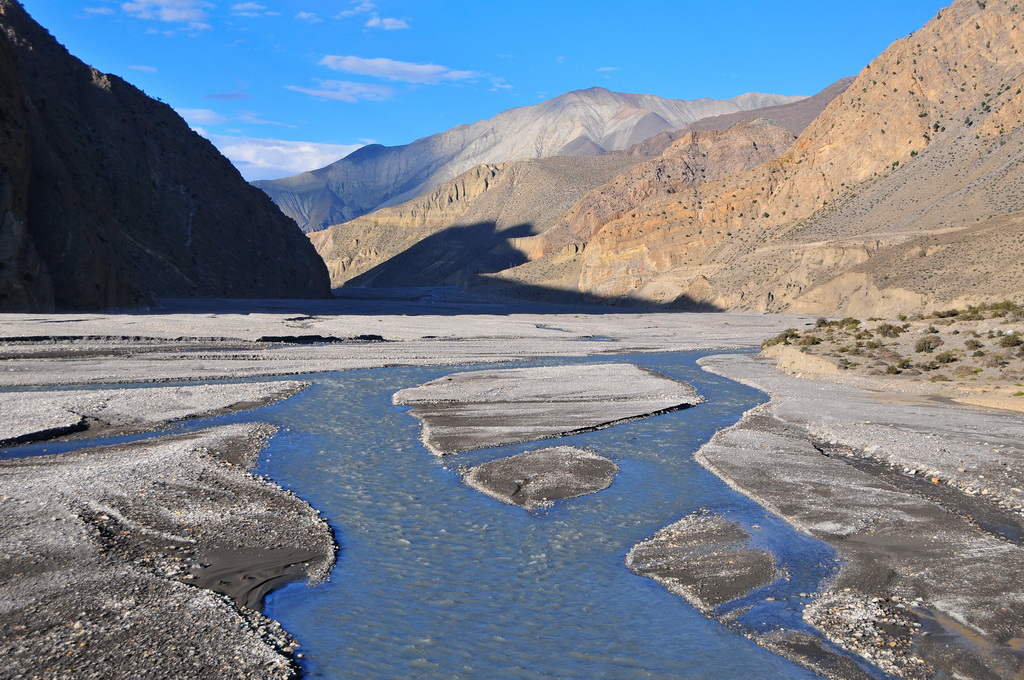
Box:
[0,0,328,311]
[311,0,1024,315]
[255,88,805,233]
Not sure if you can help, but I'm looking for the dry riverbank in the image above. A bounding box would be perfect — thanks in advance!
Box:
[688,352,1024,678]
[0,422,335,679]
[4,295,1023,679]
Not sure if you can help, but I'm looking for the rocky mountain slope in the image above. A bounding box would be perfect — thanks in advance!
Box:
[320,0,1024,315]
[566,0,1024,314]
[311,81,849,299]
[256,88,805,233]
[308,155,641,289]
[0,0,329,311]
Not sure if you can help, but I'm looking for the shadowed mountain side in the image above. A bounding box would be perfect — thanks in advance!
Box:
[0,0,329,311]
[344,221,535,288]
[310,155,641,287]
[257,87,805,233]
[622,77,854,157]
[339,221,721,311]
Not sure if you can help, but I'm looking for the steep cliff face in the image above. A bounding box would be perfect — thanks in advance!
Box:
[570,0,1024,313]
[0,0,329,311]
[258,88,805,233]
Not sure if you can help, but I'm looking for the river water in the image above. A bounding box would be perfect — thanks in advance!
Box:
[259,352,837,679]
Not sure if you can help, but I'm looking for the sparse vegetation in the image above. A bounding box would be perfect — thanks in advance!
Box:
[763,304,1024,398]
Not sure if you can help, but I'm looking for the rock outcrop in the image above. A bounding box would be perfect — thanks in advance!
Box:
[258,87,805,233]
[0,0,330,311]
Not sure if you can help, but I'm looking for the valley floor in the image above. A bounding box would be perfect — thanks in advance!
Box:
[1,293,1022,678]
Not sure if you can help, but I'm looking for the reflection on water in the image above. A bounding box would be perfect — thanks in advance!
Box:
[261,352,827,679]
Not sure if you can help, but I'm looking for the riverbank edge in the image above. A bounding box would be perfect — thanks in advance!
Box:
[0,386,338,679]
[682,352,1024,679]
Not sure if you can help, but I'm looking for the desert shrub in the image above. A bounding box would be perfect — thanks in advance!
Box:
[935,350,958,364]
[798,335,822,346]
[998,331,1023,347]
[915,335,944,353]
[972,350,986,357]
[964,339,983,350]
[763,329,800,347]
[933,308,960,318]
[885,365,901,375]
[877,323,904,338]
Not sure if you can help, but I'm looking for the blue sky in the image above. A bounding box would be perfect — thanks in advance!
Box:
[21,0,949,181]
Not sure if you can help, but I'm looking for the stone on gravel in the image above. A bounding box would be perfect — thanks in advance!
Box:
[463,446,618,510]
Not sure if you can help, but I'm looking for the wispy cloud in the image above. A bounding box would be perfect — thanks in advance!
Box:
[120,0,212,24]
[365,16,409,30]
[83,7,116,15]
[175,108,229,125]
[205,91,251,100]
[295,11,322,23]
[320,56,479,84]
[596,66,617,72]
[286,79,396,102]
[198,133,364,180]
[230,2,278,17]
[129,64,158,73]
[339,1,376,17]
[237,111,297,128]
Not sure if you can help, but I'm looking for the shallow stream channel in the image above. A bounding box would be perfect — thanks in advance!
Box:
[1,350,846,677]
[257,351,839,679]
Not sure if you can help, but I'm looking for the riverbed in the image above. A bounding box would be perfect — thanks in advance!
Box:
[257,353,833,679]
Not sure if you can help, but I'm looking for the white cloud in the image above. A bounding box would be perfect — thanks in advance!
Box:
[319,55,479,84]
[175,107,229,125]
[285,79,396,102]
[84,7,116,15]
[596,66,617,72]
[129,64,159,73]
[365,16,409,30]
[200,133,364,180]
[339,1,376,17]
[121,0,212,23]
[232,3,275,17]
[295,11,322,23]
